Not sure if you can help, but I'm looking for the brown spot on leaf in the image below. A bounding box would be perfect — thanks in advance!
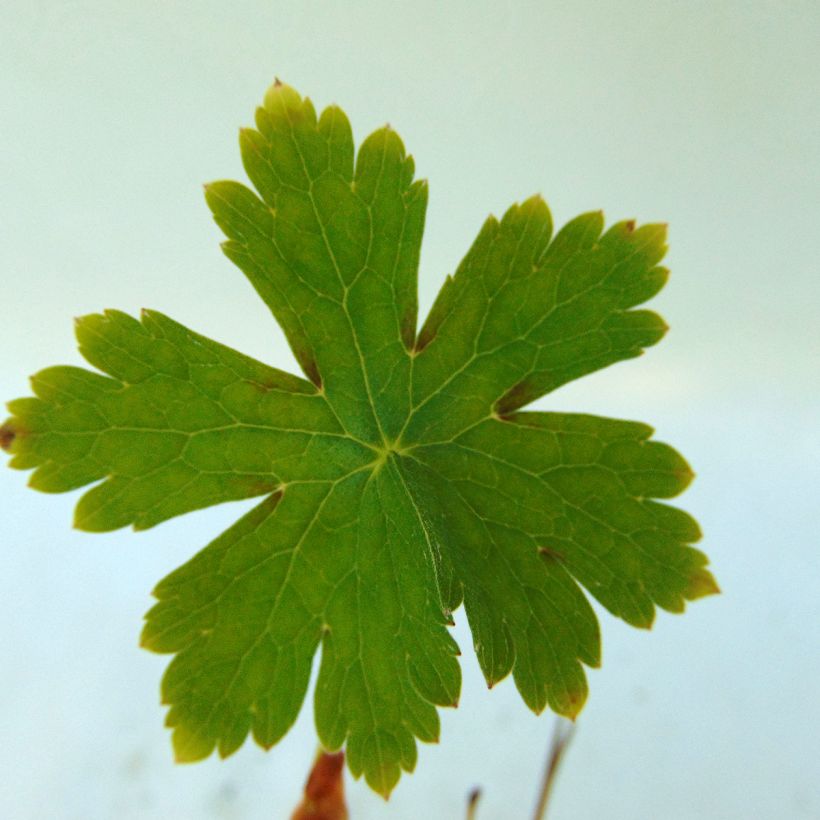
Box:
[294,348,323,390]
[245,379,272,394]
[245,479,282,497]
[495,378,538,416]
[414,325,436,354]
[1,421,18,452]
[291,750,348,820]
[538,546,565,564]
[400,309,417,351]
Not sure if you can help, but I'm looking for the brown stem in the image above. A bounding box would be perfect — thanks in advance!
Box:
[291,749,348,820]
[466,787,482,820]
[532,719,576,820]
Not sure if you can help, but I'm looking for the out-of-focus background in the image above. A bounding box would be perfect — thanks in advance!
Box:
[1,2,817,818]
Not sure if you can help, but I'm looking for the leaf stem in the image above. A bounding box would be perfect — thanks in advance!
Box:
[532,719,576,820]
[466,787,482,820]
[291,748,348,820]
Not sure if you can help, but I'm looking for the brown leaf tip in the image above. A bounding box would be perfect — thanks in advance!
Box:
[0,421,17,452]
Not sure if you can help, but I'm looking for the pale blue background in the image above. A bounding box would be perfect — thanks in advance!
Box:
[1,2,818,818]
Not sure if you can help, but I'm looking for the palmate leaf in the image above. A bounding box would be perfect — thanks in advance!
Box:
[1,81,717,796]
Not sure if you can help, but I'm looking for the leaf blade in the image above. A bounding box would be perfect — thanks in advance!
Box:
[1,80,718,797]
[3,309,371,531]
[403,207,670,444]
[211,83,427,445]
[143,459,459,795]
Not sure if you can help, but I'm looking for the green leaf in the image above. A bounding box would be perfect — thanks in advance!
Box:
[1,81,718,796]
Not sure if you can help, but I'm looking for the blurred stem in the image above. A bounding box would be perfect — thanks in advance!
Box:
[466,787,482,820]
[290,747,348,820]
[532,719,576,820]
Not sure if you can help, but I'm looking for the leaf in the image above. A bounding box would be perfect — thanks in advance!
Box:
[1,81,718,797]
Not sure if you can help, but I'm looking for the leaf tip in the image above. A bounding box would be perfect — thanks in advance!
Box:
[688,568,721,600]
[561,691,587,721]
[71,515,87,532]
[171,725,214,764]
[263,78,306,117]
[71,505,106,533]
[238,125,257,143]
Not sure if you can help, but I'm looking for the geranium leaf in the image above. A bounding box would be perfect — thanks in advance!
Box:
[2,81,717,797]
